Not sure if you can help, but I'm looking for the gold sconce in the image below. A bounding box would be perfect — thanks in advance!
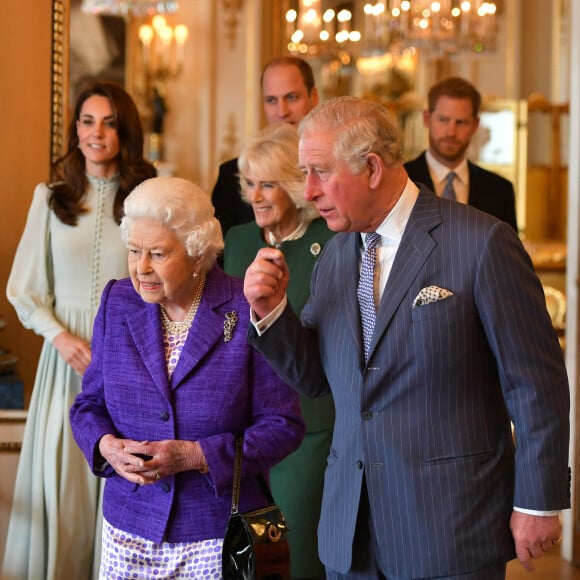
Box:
[137,15,188,163]
[138,15,188,82]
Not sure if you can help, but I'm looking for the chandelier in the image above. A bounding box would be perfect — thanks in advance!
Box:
[286,1,500,59]
[286,1,362,58]
[80,0,179,16]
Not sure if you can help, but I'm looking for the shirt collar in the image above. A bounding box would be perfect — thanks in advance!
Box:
[425,150,469,187]
[361,178,419,246]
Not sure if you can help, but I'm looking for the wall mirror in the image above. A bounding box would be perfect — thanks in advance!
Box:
[51,0,128,164]
[51,0,186,167]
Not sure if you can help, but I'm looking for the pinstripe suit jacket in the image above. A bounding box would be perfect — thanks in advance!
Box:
[249,186,570,577]
[404,151,518,232]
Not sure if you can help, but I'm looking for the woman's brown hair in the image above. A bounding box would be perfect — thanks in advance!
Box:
[49,80,157,225]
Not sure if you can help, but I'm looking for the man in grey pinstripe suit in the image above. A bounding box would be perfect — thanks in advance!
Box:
[244,97,570,579]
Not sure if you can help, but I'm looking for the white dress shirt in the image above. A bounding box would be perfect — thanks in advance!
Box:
[425,150,469,204]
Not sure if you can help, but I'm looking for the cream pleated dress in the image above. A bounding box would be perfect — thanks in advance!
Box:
[2,176,128,580]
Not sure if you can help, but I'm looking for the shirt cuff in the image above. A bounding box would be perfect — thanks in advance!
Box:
[250,295,288,336]
[513,506,562,516]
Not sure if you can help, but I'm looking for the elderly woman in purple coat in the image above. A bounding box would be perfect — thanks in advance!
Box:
[70,176,304,578]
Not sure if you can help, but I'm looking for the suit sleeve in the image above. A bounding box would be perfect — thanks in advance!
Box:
[475,221,570,509]
[248,261,331,399]
[488,178,517,232]
[467,165,518,232]
[501,181,518,233]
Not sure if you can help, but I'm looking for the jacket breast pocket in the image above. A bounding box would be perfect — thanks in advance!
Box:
[411,293,456,322]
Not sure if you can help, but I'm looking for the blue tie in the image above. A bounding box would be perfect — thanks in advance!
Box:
[442,171,456,200]
[357,232,381,360]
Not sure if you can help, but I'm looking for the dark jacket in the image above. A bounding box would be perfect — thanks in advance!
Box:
[211,158,254,238]
[404,151,518,231]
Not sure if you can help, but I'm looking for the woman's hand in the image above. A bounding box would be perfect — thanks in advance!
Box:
[101,436,208,485]
[52,331,91,375]
[99,434,157,485]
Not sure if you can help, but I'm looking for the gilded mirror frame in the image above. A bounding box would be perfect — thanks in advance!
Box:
[51,0,69,165]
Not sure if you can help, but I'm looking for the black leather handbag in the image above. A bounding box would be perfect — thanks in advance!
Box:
[222,437,291,580]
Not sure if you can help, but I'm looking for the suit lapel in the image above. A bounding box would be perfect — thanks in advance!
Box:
[367,187,442,360]
[170,267,233,387]
[326,233,363,357]
[409,152,435,190]
[126,301,172,401]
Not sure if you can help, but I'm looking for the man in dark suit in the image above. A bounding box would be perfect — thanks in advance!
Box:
[405,76,518,231]
[211,56,319,238]
[244,97,569,579]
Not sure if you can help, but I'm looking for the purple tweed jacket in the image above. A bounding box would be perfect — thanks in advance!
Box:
[70,265,305,544]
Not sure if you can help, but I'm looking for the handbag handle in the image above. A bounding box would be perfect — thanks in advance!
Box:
[231,436,276,516]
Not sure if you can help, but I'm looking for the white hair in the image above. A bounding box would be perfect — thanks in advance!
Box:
[120,176,224,271]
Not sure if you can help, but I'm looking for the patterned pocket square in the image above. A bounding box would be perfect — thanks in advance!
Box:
[412,285,454,308]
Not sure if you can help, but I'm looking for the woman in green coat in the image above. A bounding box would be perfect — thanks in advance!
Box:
[223,123,334,579]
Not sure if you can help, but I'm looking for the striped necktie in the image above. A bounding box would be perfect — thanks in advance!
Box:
[357,232,381,360]
[442,171,457,201]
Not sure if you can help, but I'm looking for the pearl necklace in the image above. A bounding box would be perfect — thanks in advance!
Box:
[160,273,206,335]
[267,221,308,248]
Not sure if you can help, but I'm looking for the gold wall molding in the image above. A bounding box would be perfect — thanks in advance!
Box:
[0,411,27,454]
[51,0,68,165]
[0,442,22,453]
[221,0,244,49]
[220,113,240,163]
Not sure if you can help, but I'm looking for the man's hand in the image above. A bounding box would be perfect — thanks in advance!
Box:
[243,247,290,320]
[510,511,562,572]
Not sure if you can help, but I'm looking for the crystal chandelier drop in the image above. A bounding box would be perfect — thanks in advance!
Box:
[374,0,499,57]
[286,0,362,58]
[286,0,501,59]
[80,0,179,16]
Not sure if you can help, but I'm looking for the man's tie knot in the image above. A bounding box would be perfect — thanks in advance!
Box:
[364,232,381,253]
[442,171,456,201]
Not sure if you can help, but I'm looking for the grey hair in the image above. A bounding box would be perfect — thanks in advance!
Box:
[298,96,402,173]
[238,123,319,224]
[120,176,224,272]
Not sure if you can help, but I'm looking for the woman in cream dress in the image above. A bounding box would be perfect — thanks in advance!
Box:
[2,81,156,580]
